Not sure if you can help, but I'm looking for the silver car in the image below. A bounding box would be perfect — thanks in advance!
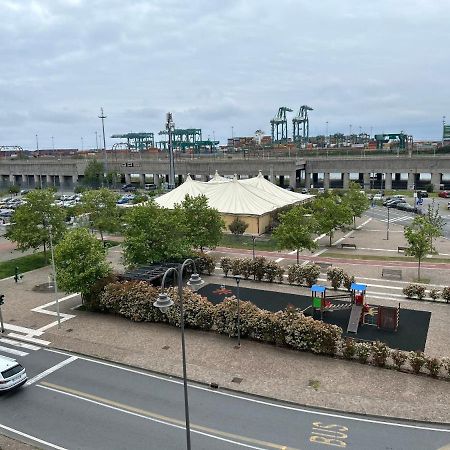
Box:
[0,355,27,392]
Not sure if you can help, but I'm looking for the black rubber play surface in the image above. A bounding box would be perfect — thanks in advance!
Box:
[198,283,431,351]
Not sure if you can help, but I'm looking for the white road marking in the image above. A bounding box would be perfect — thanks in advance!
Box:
[0,423,67,450]
[0,337,40,350]
[6,333,50,346]
[44,348,450,433]
[313,233,327,242]
[274,257,284,263]
[0,345,28,357]
[25,356,78,386]
[38,385,267,450]
[2,323,43,336]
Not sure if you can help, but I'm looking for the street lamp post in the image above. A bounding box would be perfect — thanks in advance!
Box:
[251,235,256,260]
[234,275,241,348]
[98,108,108,185]
[386,206,390,240]
[44,221,61,328]
[153,260,204,450]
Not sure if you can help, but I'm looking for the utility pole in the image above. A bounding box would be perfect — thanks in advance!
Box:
[325,121,329,147]
[98,108,108,184]
[95,131,99,151]
[51,136,54,151]
[443,116,447,147]
[81,137,84,151]
[36,134,39,157]
[166,112,175,189]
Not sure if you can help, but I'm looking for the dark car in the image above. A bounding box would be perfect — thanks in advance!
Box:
[121,184,136,192]
[417,190,428,198]
[396,202,412,211]
[384,198,405,207]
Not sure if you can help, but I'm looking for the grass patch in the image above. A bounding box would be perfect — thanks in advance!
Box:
[0,252,48,279]
[220,234,278,251]
[308,379,320,391]
[324,252,450,264]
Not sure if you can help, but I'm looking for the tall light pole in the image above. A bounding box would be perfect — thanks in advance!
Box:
[386,206,390,240]
[36,134,39,157]
[95,131,99,151]
[153,259,204,450]
[98,108,108,184]
[81,137,84,151]
[349,124,352,145]
[166,112,175,189]
[51,136,55,151]
[443,116,447,147]
[234,275,241,349]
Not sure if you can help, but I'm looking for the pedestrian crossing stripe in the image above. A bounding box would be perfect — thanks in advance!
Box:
[0,345,28,357]
[0,338,41,357]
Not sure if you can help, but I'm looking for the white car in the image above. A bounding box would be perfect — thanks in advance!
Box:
[373,194,383,201]
[0,355,27,392]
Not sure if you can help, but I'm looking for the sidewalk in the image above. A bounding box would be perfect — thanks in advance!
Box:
[2,266,450,426]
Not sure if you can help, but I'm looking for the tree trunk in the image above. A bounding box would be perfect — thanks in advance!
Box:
[43,241,47,264]
[296,249,299,264]
[418,256,421,281]
[329,233,332,247]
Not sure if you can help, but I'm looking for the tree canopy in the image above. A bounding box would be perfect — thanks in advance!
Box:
[83,160,104,188]
[6,189,66,260]
[122,201,191,266]
[342,182,370,228]
[54,227,111,300]
[178,195,224,251]
[80,188,121,243]
[273,206,317,263]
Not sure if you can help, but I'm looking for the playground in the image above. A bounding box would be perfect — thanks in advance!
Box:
[198,283,431,352]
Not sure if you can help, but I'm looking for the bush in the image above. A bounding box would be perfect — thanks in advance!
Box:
[240,258,253,279]
[327,267,345,290]
[342,338,356,359]
[355,342,371,363]
[302,263,321,287]
[249,309,283,344]
[231,259,242,276]
[275,266,285,283]
[252,256,267,282]
[287,264,301,285]
[342,273,355,291]
[195,252,216,275]
[229,217,248,235]
[442,287,450,303]
[265,261,279,283]
[83,273,118,311]
[424,356,441,378]
[391,349,408,370]
[371,341,390,367]
[402,284,426,300]
[220,257,232,277]
[409,351,426,374]
[428,288,440,301]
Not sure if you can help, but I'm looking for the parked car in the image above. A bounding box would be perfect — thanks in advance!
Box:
[301,188,309,194]
[448,201,450,210]
[284,186,295,191]
[384,198,405,207]
[438,191,450,198]
[0,356,27,392]
[144,183,157,191]
[318,188,325,194]
[122,184,137,192]
[417,190,428,198]
[373,193,383,201]
[396,202,412,211]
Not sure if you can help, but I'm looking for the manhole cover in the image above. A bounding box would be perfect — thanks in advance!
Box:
[231,377,243,384]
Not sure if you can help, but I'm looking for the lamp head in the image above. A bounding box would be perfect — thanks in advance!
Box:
[153,292,174,313]
[187,273,204,291]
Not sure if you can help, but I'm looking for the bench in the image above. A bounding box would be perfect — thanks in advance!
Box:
[397,246,408,253]
[341,243,357,249]
[382,268,402,280]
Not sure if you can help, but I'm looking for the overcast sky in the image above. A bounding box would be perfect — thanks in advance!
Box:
[0,0,449,150]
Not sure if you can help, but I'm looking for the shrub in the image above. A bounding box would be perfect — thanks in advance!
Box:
[402,284,426,300]
[342,273,355,291]
[428,288,440,301]
[83,273,118,311]
[249,309,283,344]
[240,258,253,279]
[265,261,279,283]
[391,349,408,370]
[371,341,390,367]
[409,351,426,374]
[231,259,242,276]
[442,287,450,303]
[302,263,321,287]
[275,266,285,283]
[251,256,267,282]
[229,217,248,235]
[441,358,450,378]
[327,267,345,290]
[424,356,441,378]
[220,257,232,277]
[195,252,216,275]
[287,264,301,285]
[342,338,356,359]
[355,342,371,363]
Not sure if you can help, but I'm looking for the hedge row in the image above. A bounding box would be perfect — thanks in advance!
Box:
[97,279,450,380]
[403,284,450,302]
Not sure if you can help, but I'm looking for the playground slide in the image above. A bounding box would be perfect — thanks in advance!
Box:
[347,305,363,333]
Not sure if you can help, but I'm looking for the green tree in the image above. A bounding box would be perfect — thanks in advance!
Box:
[404,216,434,280]
[228,217,248,235]
[273,206,317,263]
[80,189,121,244]
[425,200,444,251]
[311,194,353,246]
[123,202,191,266]
[54,227,111,302]
[83,160,104,188]
[179,195,224,251]
[6,189,66,261]
[342,182,370,228]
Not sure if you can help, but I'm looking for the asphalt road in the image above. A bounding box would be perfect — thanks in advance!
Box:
[0,339,449,450]
[365,198,450,239]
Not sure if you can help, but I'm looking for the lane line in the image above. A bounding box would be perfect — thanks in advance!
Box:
[0,345,28,357]
[0,337,40,351]
[0,423,67,450]
[42,348,450,432]
[25,356,78,386]
[39,382,293,450]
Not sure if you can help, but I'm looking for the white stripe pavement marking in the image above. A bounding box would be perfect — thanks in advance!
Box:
[0,424,67,450]
[44,348,450,433]
[32,293,78,333]
[274,257,284,263]
[0,337,40,350]
[25,356,78,386]
[0,345,28,357]
[356,217,372,229]
[38,385,267,450]
[3,323,43,336]
[313,233,327,242]
[6,333,50,346]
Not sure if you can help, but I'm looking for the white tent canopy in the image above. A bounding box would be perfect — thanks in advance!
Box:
[155,172,313,216]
